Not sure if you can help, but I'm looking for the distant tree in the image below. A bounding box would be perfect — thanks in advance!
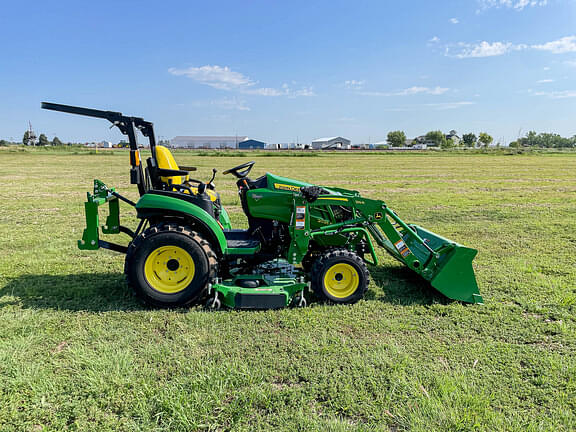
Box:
[512,131,576,148]
[51,136,63,146]
[462,133,477,147]
[442,137,456,149]
[387,130,407,147]
[519,131,537,147]
[478,132,493,148]
[22,130,30,145]
[0,140,8,147]
[425,130,447,147]
[519,131,575,148]
[38,133,49,146]
[509,140,520,148]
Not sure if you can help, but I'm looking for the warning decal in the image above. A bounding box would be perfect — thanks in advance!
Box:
[295,206,306,230]
[394,239,411,258]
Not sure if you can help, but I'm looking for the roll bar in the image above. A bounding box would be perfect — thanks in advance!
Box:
[41,102,157,196]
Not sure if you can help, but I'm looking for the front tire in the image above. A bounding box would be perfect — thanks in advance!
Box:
[125,224,217,307]
[311,249,369,304]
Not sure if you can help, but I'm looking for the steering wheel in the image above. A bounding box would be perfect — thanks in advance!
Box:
[222,161,255,179]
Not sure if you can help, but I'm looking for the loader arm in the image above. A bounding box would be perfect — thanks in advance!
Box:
[294,191,483,304]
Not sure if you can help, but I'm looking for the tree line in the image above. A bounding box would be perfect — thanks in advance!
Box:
[21,130,68,146]
[386,130,575,149]
[509,131,576,148]
[385,130,493,148]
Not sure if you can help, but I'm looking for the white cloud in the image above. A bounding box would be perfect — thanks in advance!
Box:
[243,87,285,96]
[403,86,450,95]
[429,36,440,43]
[359,86,450,96]
[532,36,576,54]
[543,66,551,70]
[536,79,554,83]
[478,0,548,11]
[424,101,475,110]
[211,98,251,111]
[169,65,314,97]
[565,60,576,67]
[290,87,316,97]
[534,90,576,98]
[168,65,254,90]
[344,80,365,89]
[450,17,459,24]
[243,84,315,97]
[449,41,522,58]
[448,35,576,58]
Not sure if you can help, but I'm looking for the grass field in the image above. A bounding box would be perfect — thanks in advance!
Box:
[0,148,575,431]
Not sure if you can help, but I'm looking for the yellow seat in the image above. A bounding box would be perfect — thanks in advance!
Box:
[155,145,218,202]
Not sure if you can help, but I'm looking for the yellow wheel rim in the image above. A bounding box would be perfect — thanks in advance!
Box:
[323,263,359,298]
[144,246,195,294]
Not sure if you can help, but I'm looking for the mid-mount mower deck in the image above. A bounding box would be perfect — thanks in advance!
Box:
[42,102,483,310]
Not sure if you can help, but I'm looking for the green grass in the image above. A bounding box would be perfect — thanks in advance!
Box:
[0,149,575,431]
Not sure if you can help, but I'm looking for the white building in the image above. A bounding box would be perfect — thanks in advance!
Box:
[446,130,460,145]
[311,136,351,150]
[266,142,309,150]
[266,143,289,150]
[171,136,248,149]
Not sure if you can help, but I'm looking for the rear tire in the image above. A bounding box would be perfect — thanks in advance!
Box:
[125,223,217,307]
[311,249,369,304]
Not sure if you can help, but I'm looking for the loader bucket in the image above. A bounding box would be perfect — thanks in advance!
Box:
[407,225,483,304]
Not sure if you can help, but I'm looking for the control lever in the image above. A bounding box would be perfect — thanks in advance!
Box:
[207,168,217,190]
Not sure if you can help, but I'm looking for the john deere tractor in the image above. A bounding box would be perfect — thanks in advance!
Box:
[42,102,483,309]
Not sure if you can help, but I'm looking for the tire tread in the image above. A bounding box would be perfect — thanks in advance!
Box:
[125,222,218,307]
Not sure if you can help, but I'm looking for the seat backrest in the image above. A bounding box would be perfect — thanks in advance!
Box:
[155,145,184,185]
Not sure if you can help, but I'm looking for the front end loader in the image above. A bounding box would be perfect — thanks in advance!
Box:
[42,102,482,309]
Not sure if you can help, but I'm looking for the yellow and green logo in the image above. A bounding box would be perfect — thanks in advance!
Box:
[274,183,301,192]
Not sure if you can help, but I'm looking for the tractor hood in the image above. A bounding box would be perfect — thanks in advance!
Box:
[264,173,342,195]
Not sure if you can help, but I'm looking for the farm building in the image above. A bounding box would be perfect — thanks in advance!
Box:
[266,143,309,150]
[171,136,248,149]
[311,136,351,150]
[413,130,460,147]
[446,130,460,145]
[238,139,266,149]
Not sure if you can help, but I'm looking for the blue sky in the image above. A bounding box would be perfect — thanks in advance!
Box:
[1,0,575,144]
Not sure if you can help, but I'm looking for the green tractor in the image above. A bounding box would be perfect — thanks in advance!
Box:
[42,102,483,309]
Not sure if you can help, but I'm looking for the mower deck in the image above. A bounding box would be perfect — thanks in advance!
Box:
[211,267,307,310]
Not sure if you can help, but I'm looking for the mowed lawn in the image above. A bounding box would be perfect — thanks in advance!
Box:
[0,148,575,431]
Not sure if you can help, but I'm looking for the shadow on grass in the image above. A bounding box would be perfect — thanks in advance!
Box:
[0,267,448,312]
[366,264,447,306]
[0,272,145,312]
